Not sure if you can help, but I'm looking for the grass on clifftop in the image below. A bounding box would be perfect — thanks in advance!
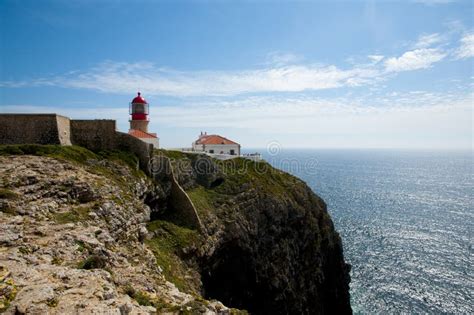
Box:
[53,206,92,224]
[0,144,145,178]
[145,219,202,294]
[186,157,302,218]
[155,149,191,160]
[0,144,97,163]
[217,157,300,196]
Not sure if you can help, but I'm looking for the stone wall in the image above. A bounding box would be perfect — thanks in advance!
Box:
[0,115,154,174]
[70,120,117,151]
[55,115,72,145]
[0,114,64,145]
[0,113,203,231]
[115,132,153,173]
[151,155,203,231]
[70,120,153,173]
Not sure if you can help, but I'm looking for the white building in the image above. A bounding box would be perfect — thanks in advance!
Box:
[192,132,240,156]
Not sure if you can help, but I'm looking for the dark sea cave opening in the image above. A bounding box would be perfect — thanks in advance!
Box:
[201,243,266,314]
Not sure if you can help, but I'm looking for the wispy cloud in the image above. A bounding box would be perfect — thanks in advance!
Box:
[368,55,384,63]
[265,52,303,66]
[414,33,444,48]
[0,31,470,97]
[3,90,471,149]
[454,32,474,59]
[384,48,446,72]
[0,61,382,97]
[383,32,449,72]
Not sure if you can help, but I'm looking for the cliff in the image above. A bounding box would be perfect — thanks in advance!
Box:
[0,145,351,314]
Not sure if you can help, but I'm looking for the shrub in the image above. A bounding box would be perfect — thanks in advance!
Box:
[0,188,18,200]
[77,255,107,270]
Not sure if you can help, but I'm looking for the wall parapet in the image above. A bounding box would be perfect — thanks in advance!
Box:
[150,154,204,231]
[0,114,153,174]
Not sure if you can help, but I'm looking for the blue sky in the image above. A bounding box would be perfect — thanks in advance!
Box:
[1,0,473,149]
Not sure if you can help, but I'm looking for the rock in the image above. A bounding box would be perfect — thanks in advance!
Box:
[0,151,351,315]
[119,303,133,315]
[138,226,148,242]
[0,224,22,246]
[171,154,352,314]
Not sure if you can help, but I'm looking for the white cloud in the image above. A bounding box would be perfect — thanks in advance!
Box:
[0,61,382,97]
[454,33,474,59]
[4,90,470,149]
[368,55,384,63]
[2,86,471,149]
[384,48,446,72]
[414,33,443,48]
[1,30,470,97]
[158,92,473,149]
[265,52,302,65]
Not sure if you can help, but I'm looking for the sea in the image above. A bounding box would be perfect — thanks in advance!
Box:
[250,149,473,314]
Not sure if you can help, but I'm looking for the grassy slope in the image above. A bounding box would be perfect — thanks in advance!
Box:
[0,145,241,311]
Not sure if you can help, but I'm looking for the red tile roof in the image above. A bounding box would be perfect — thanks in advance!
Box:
[196,134,239,145]
[128,129,158,139]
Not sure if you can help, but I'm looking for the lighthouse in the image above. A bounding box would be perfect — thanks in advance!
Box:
[128,92,159,147]
[129,92,149,132]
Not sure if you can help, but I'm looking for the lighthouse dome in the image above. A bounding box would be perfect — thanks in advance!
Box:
[132,92,147,104]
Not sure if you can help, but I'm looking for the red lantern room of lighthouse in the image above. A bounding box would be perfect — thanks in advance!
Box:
[128,92,159,147]
[129,92,149,132]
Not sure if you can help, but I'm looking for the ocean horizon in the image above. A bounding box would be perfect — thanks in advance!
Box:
[245,148,473,314]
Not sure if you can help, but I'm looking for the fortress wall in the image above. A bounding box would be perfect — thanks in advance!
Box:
[115,132,153,173]
[0,115,155,175]
[55,115,72,145]
[151,155,204,231]
[0,114,62,145]
[69,120,153,173]
[70,120,117,151]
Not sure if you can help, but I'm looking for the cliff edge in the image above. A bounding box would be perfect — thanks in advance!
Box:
[0,145,351,314]
[161,151,352,314]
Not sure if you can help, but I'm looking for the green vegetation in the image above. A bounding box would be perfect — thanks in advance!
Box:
[0,144,145,179]
[124,285,230,315]
[46,297,59,307]
[75,240,86,252]
[124,285,220,314]
[0,188,18,200]
[0,144,97,163]
[0,277,17,313]
[97,150,145,178]
[0,188,17,214]
[124,285,154,306]
[77,255,107,270]
[51,256,63,265]
[186,186,221,217]
[145,220,202,294]
[155,149,191,161]
[18,247,31,255]
[213,158,296,197]
[0,203,16,215]
[186,158,300,218]
[53,206,91,224]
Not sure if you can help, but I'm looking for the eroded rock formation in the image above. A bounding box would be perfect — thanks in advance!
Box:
[0,145,351,314]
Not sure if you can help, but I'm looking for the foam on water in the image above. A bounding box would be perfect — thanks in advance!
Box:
[257,149,473,314]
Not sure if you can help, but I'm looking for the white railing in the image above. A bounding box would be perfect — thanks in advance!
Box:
[167,148,262,161]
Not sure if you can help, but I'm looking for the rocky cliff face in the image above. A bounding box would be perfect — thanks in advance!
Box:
[0,146,232,314]
[163,152,352,315]
[0,145,351,314]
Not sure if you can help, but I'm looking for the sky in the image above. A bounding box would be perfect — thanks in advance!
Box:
[0,0,473,150]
